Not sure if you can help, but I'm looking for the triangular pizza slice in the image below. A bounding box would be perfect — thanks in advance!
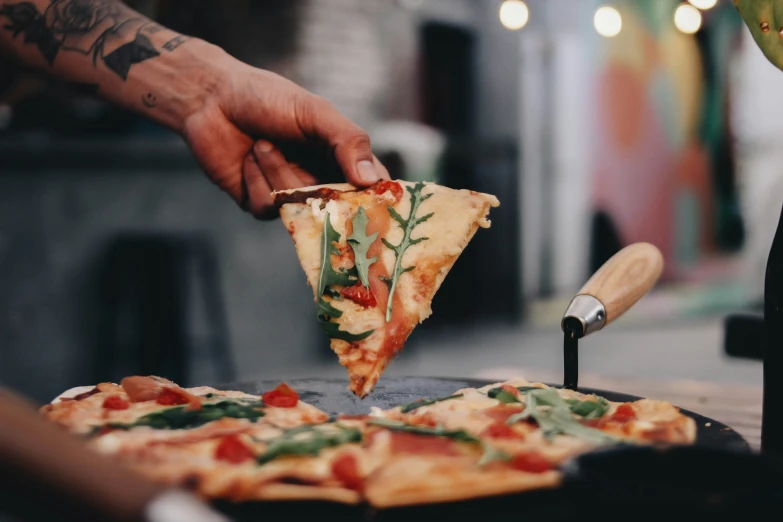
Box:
[273,181,499,397]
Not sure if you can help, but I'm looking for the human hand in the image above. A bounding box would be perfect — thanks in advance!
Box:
[181,43,390,220]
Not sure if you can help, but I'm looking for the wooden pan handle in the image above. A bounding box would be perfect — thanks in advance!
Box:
[578,242,663,326]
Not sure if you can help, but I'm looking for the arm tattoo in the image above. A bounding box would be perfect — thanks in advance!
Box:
[0,0,189,81]
[140,91,156,107]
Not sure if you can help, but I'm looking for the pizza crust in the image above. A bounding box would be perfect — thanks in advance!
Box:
[363,456,561,508]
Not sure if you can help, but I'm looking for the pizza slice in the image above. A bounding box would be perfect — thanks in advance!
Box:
[43,377,329,442]
[370,378,697,467]
[273,180,499,397]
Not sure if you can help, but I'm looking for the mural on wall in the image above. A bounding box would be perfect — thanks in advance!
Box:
[591,0,742,279]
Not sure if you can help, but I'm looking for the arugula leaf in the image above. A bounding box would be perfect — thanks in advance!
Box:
[399,393,464,413]
[505,389,618,446]
[381,182,433,322]
[257,423,362,465]
[567,397,610,419]
[100,401,265,432]
[316,212,374,342]
[487,389,521,404]
[317,214,356,294]
[347,206,378,288]
[486,385,541,400]
[478,440,511,467]
[367,418,480,443]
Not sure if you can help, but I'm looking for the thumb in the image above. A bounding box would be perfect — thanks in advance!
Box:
[297,95,390,187]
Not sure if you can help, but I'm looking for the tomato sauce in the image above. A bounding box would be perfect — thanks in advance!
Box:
[366,430,460,456]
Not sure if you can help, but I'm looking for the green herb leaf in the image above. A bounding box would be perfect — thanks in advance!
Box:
[399,393,464,413]
[347,206,378,288]
[257,423,362,465]
[490,390,520,404]
[316,212,373,341]
[100,401,265,432]
[485,385,542,399]
[567,397,610,419]
[506,390,618,446]
[367,418,480,443]
[478,440,511,467]
[317,214,356,294]
[380,182,432,322]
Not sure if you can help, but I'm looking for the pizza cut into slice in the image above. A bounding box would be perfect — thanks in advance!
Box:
[273,181,499,397]
[43,377,329,443]
[371,378,697,467]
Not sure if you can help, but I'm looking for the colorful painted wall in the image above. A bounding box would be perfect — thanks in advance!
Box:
[591,0,742,279]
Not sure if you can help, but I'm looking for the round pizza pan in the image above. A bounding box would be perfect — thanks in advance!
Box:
[213,377,767,521]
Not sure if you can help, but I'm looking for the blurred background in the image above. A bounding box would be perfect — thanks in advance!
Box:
[0,0,776,402]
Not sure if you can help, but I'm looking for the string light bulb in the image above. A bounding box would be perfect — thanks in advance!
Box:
[675,3,702,34]
[499,0,529,31]
[687,0,717,10]
[594,6,622,38]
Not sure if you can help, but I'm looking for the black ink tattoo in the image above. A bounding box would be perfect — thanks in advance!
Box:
[141,92,157,108]
[162,34,188,52]
[103,31,158,80]
[0,0,186,81]
[140,22,162,34]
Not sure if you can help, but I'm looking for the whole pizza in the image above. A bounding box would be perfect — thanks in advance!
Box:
[42,375,696,508]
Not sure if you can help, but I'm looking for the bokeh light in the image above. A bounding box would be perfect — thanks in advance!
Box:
[674,3,702,34]
[594,6,622,38]
[499,0,529,31]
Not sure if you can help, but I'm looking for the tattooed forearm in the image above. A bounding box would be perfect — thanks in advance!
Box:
[0,0,189,81]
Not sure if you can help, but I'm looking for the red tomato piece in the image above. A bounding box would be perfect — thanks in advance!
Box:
[331,453,363,490]
[340,283,377,308]
[610,403,637,423]
[102,395,130,410]
[483,405,526,423]
[156,387,191,406]
[214,435,255,464]
[500,384,520,398]
[481,421,525,441]
[262,383,299,408]
[368,180,403,201]
[509,452,552,474]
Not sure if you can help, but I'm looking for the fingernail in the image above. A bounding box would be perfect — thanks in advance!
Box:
[357,160,380,184]
[256,141,274,153]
